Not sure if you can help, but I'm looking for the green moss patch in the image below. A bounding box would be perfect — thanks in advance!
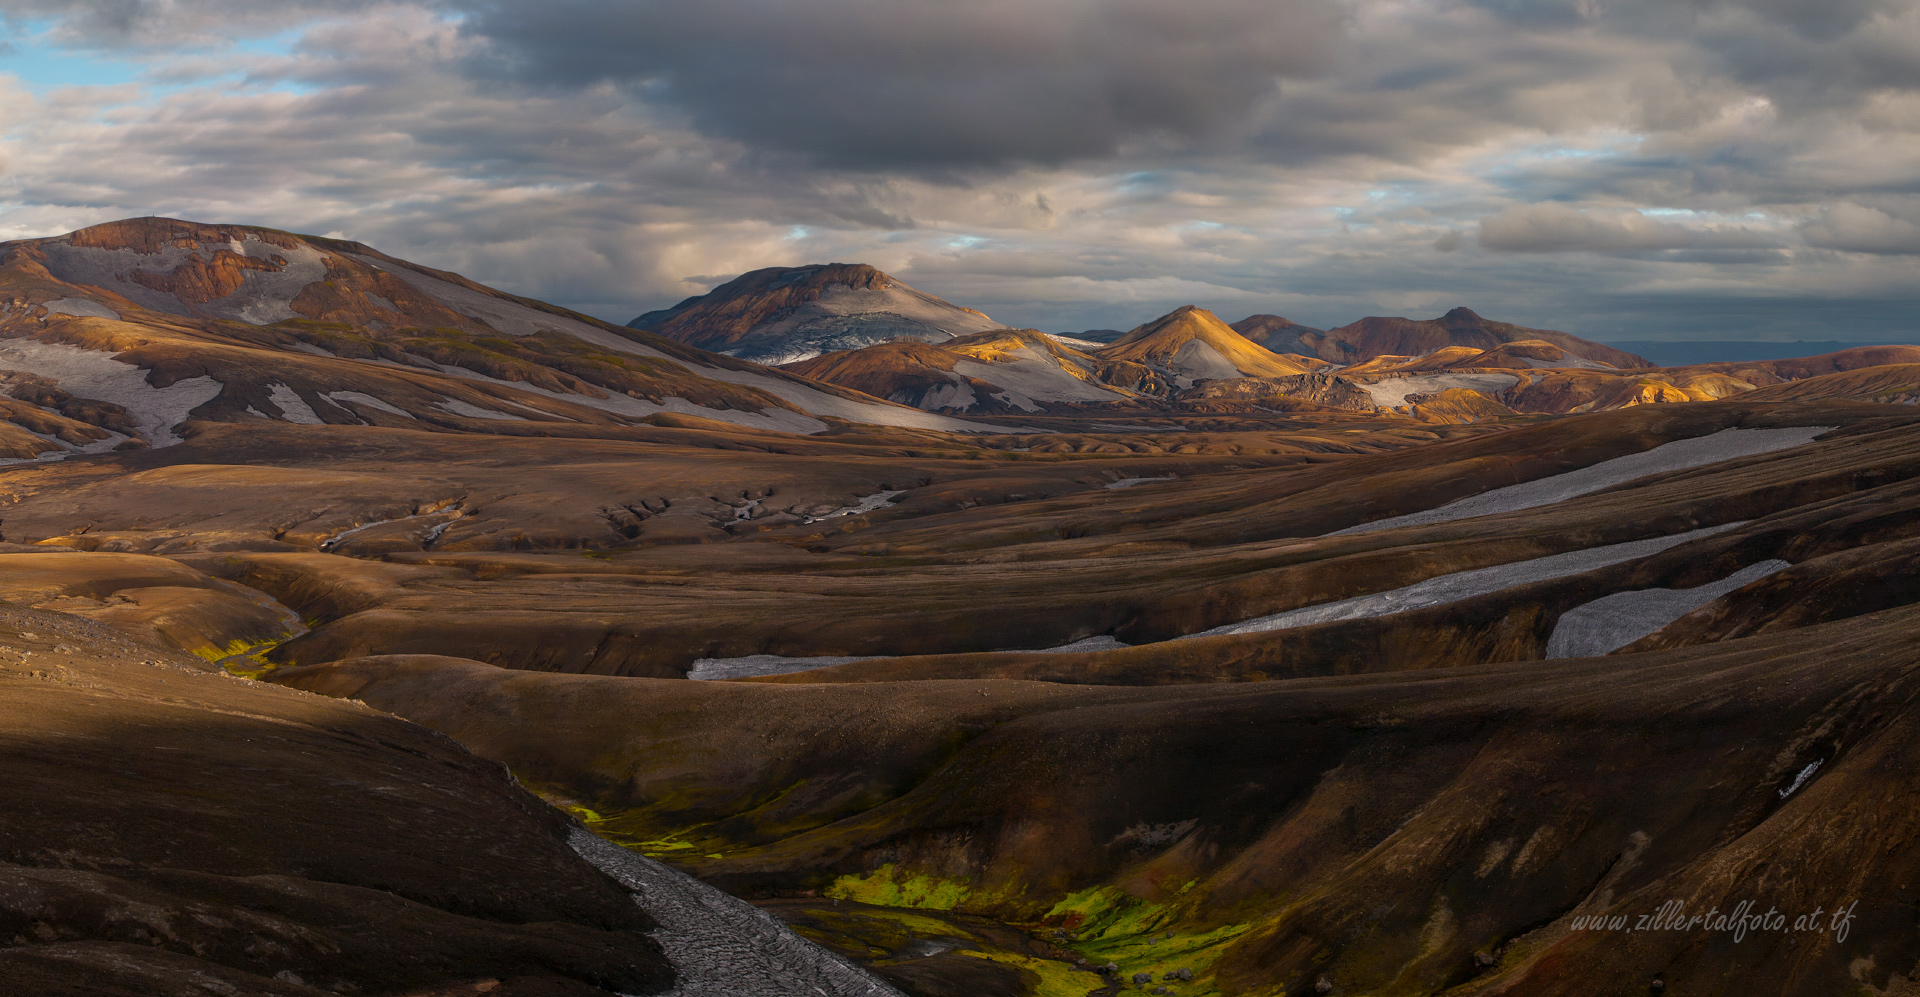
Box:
[1047,886,1251,997]
[826,863,977,910]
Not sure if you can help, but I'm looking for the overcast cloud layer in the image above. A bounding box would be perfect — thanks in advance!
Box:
[0,0,1916,340]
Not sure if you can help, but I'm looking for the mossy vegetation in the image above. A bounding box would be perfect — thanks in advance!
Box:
[550,799,724,858]
[825,863,979,910]
[209,637,288,680]
[1047,886,1251,997]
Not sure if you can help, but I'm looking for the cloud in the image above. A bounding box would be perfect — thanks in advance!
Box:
[1801,202,1920,254]
[453,0,1344,168]
[1477,203,1776,253]
[0,0,1917,342]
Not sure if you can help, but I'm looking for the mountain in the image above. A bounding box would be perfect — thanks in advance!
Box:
[627,263,1003,364]
[1229,313,1326,350]
[1736,362,1920,404]
[1096,305,1311,385]
[783,328,1162,413]
[1278,306,1651,368]
[0,217,990,447]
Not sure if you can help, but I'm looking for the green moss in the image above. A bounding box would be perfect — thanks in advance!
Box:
[826,864,975,910]
[554,799,718,857]
[209,636,291,680]
[1045,886,1251,997]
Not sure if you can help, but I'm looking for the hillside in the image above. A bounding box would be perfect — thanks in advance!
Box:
[784,328,1162,413]
[628,264,1002,364]
[0,218,990,447]
[1097,305,1311,384]
[1273,306,1651,368]
[10,219,1920,997]
[1228,313,1326,350]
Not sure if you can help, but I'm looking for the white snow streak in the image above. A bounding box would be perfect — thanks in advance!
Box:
[0,338,221,446]
[1333,427,1834,535]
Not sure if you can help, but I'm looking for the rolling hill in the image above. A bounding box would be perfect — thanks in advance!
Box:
[627,263,1003,365]
[782,328,1163,413]
[1273,306,1651,368]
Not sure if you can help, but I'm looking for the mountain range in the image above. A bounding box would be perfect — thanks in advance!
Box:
[7,217,1920,997]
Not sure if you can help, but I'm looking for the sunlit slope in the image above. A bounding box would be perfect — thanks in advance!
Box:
[1098,305,1311,384]
[629,262,1002,364]
[0,216,987,444]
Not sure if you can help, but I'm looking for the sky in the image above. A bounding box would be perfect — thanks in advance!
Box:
[0,0,1916,342]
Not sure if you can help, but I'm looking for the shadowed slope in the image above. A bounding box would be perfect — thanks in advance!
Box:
[0,603,673,996]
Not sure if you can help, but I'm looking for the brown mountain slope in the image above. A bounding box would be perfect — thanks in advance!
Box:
[1283,306,1650,368]
[1097,305,1310,384]
[0,216,989,441]
[1228,313,1325,349]
[1734,362,1920,404]
[0,599,672,996]
[627,263,1002,364]
[784,328,1160,413]
[1678,345,1920,388]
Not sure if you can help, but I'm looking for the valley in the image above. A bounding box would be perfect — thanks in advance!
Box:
[1,217,1918,996]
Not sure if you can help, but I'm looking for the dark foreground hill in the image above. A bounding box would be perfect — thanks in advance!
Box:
[0,601,673,996]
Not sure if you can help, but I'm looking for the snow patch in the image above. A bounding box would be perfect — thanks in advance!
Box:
[0,338,220,446]
[424,359,830,435]
[1335,426,1835,535]
[1779,759,1823,799]
[1194,522,1746,638]
[1167,339,1244,381]
[436,397,528,421]
[1105,475,1177,489]
[1039,636,1130,653]
[951,347,1126,406]
[688,653,877,681]
[1545,559,1791,658]
[266,383,325,425]
[1357,373,1520,408]
[803,489,905,523]
[912,381,979,411]
[325,391,413,417]
[41,298,120,320]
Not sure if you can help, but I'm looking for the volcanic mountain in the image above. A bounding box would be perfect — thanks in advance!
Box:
[1272,306,1651,368]
[628,263,1003,365]
[0,217,989,451]
[1096,305,1312,385]
[1228,313,1327,351]
[783,328,1164,413]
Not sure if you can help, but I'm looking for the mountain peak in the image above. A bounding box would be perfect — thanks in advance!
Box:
[1099,305,1308,382]
[626,263,999,365]
[1442,306,1484,323]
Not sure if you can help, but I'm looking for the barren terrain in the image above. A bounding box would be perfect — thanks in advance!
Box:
[6,218,1920,996]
